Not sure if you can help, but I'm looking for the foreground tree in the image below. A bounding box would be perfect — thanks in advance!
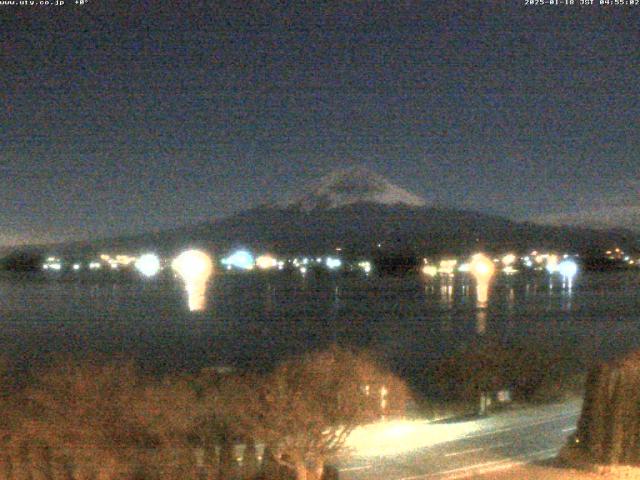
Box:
[249,346,410,480]
[192,370,264,478]
[5,358,206,479]
[129,373,209,479]
[573,350,640,465]
[0,349,411,480]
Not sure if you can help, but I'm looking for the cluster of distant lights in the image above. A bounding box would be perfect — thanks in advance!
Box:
[43,249,369,277]
[43,254,148,273]
[42,251,212,312]
[39,246,637,281]
[219,250,365,275]
[421,250,580,282]
[606,247,637,265]
[42,257,62,271]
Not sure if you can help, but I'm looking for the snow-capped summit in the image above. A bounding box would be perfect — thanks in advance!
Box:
[287,166,427,210]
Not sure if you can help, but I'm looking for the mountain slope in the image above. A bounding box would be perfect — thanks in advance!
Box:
[46,202,638,258]
[201,203,638,255]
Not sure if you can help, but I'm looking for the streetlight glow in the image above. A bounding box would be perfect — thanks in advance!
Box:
[422,265,437,277]
[438,260,457,275]
[256,254,278,270]
[558,259,578,278]
[221,250,255,270]
[325,257,342,270]
[545,254,559,274]
[172,249,214,311]
[558,259,578,290]
[135,253,161,278]
[358,261,372,274]
[470,253,495,306]
[502,254,516,266]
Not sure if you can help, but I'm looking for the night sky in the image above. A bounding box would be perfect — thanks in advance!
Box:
[2,2,639,246]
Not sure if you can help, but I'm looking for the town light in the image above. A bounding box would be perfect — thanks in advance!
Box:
[221,250,255,270]
[358,261,372,274]
[502,254,516,266]
[115,255,136,266]
[172,250,213,311]
[256,254,278,270]
[470,253,495,306]
[438,260,457,275]
[421,265,437,277]
[135,253,161,277]
[325,257,342,270]
[558,259,578,280]
[546,254,559,274]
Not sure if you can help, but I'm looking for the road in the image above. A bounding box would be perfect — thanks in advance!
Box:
[337,399,582,480]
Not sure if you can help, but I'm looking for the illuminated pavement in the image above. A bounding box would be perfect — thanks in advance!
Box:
[338,399,582,480]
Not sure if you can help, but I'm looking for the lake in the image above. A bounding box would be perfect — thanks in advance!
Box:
[1,270,639,389]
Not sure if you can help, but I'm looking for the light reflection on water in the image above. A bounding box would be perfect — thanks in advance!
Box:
[0,271,639,381]
[171,249,213,312]
[476,309,488,335]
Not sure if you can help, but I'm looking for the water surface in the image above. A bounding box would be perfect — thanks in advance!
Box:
[1,270,639,382]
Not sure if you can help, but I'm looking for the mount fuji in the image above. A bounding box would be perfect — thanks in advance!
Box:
[28,167,639,257]
[283,166,427,211]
